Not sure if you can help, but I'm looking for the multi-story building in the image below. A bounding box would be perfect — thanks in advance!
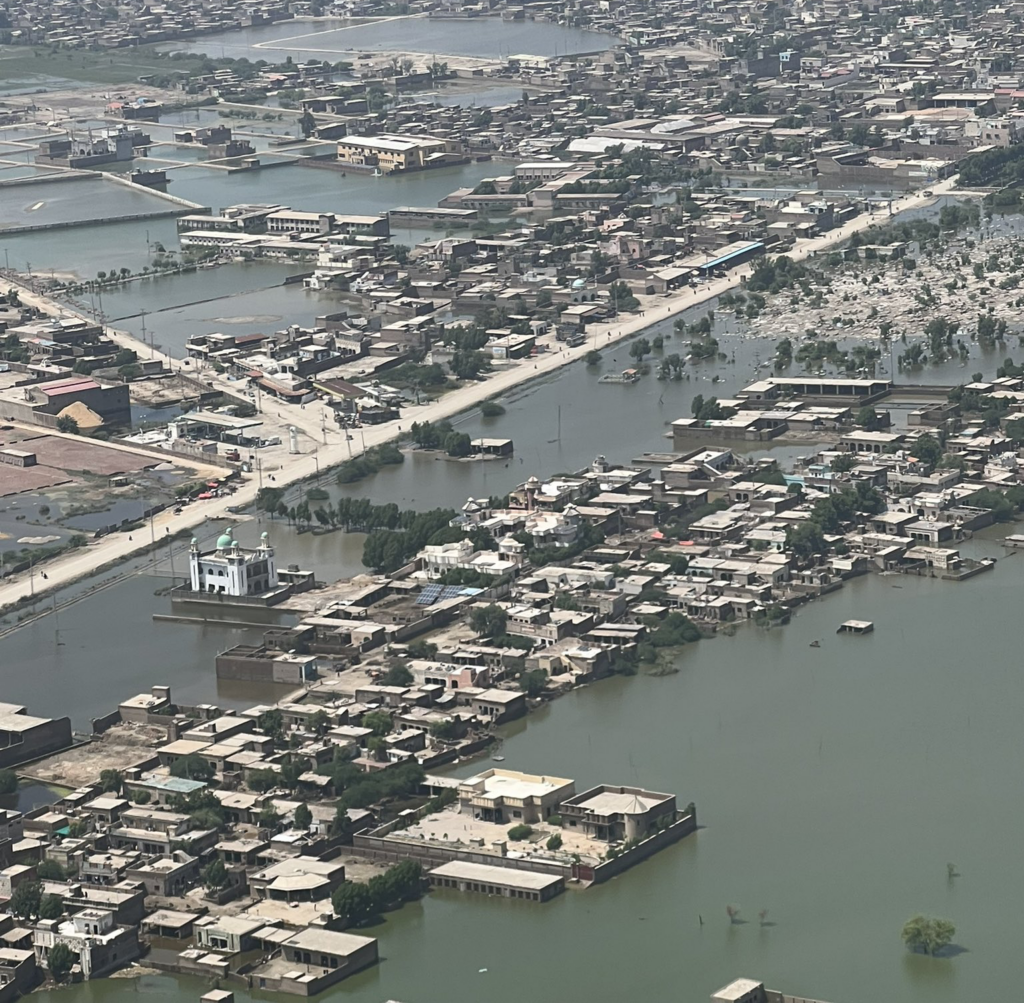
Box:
[559,785,677,842]
[336,134,458,173]
[188,531,278,596]
[457,768,575,824]
[34,909,140,980]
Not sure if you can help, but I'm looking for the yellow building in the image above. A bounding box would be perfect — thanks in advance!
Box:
[336,133,455,173]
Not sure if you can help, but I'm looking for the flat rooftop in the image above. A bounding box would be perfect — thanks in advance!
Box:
[461,769,574,802]
[430,861,562,891]
[575,790,669,815]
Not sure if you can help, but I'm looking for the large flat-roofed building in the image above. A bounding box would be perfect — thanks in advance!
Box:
[0,377,131,428]
[457,768,575,824]
[740,377,891,402]
[176,204,285,234]
[429,861,564,902]
[0,702,72,768]
[711,976,836,1003]
[559,785,676,842]
[250,927,377,995]
[712,979,768,1003]
[336,134,456,173]
[266,210,337,236]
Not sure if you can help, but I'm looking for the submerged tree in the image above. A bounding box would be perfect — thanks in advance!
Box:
[901,915,956,956]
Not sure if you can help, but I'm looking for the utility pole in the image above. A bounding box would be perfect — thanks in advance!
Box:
[167,534,176,588]
[52,594,63,647]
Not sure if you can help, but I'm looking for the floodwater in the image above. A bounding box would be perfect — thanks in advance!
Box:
[163,158,504,217]
[2,170,1019,999]
[0,522,297,725]
[0,176,169,228]
[165,16,612,61]
[0,216,180,277]
[3,154,502,292]
[13,530,1024,1003]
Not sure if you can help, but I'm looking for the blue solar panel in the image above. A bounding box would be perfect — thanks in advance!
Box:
[440,585,465,600]
[416,584,443,605]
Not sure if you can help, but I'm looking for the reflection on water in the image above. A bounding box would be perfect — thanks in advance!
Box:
[0,782,62,813]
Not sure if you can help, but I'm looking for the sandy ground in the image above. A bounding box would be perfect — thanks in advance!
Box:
[0,176,958,612]
[24,721,166,787]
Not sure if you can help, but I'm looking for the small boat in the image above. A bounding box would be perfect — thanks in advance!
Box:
[491,755,505,762]
[809,640,820,648]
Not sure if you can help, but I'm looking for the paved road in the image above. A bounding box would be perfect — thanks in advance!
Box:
[0,177,961,612]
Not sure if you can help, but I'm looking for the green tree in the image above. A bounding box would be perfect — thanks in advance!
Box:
[429,719,457,741]
[507,823,533,840]
[9,880,41,919]
[36,859,66,880]
[170,754,213,781]
[332,805,354,840]
[519,668,548,697]
[294,802,313,830]
[0,769,17,794]
[47,942,74,982]
[787,522,828,561]
[901,915,956,956]
[55,415,79,435]
[911,433,943,472]
[247,770,279,793]
[332,882,376,926]
[546,833,563,851]
[99,769,123,793]
[39,894,64,921]
[856,406,881,430]
[203,858,228,889]
[470,604,507,638]
[299,108,317,138]
[831,453,857,473]
[382,661,413,686]
[258,708,285,742]
[443,431,472,457]
[308,709,331,736]
[363,710,393,737]
[258,805,281,829]
[585,349,602,365]
[629,337,652,362]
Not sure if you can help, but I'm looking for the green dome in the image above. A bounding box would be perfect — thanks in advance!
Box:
[216,528,234,549]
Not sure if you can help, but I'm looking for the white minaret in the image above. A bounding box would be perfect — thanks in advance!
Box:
[188,537,200,591]
[260,530,279,589]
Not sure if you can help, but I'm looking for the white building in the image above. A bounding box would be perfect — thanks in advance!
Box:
[34,909,140,979]
[189,530,278,596]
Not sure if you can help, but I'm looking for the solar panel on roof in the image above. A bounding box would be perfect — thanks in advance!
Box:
[439,585,465,600]
[416,584,443,605]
